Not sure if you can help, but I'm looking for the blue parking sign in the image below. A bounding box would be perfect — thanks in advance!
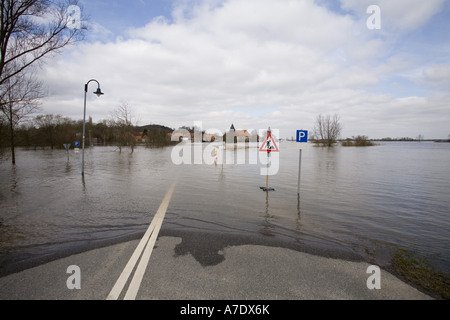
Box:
[296,130,308,143]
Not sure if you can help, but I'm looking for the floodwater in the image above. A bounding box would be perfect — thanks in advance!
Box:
[0,141,449,276]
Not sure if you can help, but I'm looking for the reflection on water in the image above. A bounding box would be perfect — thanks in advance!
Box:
[0,142,449,276]
[260,191,275,237]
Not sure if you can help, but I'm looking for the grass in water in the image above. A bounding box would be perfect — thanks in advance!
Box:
[392,248,450,299]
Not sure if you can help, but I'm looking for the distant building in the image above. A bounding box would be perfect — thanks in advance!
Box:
[203,134,216,142]
[170,124,258,143]
[135,132,146,143]
[224,124,258,143]
[171,131,192,142]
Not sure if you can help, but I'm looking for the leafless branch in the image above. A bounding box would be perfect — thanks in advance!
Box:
[0,0,87,87]
[313,113,342,147]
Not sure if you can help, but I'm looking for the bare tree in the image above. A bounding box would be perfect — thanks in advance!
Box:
[0,70,43,163]
[0,0,87,87]
[33,113,67,150]
[110,103,138,153]
[313,114,342,147]
[0,0,86,163]
[0,109,7,157]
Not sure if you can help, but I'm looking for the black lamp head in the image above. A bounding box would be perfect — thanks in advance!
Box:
[94,87,104,97]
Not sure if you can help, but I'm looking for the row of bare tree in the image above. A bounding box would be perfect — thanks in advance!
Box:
[0,103,158,153]
[0,102,177,161]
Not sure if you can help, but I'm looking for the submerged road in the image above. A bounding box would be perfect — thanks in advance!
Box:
[0,182,434,301]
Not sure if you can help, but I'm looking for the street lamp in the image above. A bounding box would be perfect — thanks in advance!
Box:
[82,79,104,176]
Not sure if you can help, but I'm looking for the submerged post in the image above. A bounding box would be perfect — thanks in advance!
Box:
[297,149,302,195]
[64,144,71,161]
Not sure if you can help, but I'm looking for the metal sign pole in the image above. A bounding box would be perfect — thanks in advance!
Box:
[259,127,278,192]
[64,144,71,162]
[296,130,308,195]
[297,148,302,195]
[266,151,270,188]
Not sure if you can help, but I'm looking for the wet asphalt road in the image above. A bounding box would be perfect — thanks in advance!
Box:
[0,230,433,301]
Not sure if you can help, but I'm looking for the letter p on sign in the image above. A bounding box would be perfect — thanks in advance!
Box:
[296,130,308,143]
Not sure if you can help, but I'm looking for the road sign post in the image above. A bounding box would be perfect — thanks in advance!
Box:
[296,130,308,195]
[63,144,71,161]
[259,128,279,191]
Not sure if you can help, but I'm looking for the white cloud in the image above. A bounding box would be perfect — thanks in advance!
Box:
[86,22,115,42]
[38,0,450,139]
[424,63,450,89]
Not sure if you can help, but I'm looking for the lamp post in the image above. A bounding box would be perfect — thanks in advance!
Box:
[82,79,104,176]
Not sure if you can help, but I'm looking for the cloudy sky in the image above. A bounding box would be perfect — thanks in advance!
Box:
[39,0,450,139]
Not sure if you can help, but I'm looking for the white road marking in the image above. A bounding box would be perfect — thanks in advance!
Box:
[106,181,177,300]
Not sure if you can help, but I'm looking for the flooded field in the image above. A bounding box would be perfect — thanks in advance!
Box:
[0,141,449,277]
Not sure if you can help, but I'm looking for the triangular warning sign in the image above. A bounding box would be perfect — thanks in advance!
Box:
[259,131,279,152]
